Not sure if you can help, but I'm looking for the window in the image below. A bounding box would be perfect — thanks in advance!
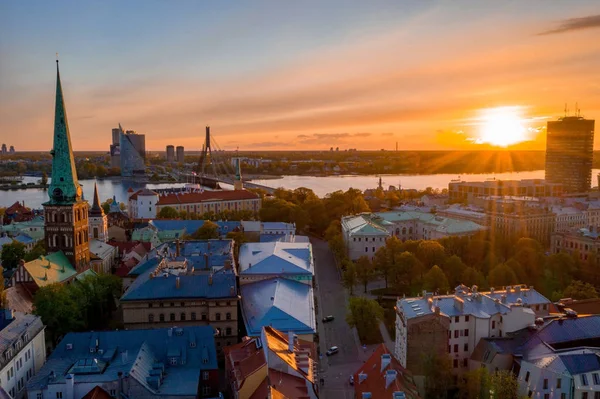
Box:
[226,312,231,320]
[595,393,600,399]
[37,394,42,399]
[453,359,458,368]
[454,344,458,353]
[463,358,468,367]
[365,247,368,252]
[148,314,154,322]
[170,357,178,365]
[372,247,375,252]
[544,395,549,399]
[525,371,530,382]
[180,302,185,307]
[448,345,451,353]
[582,374,589,386]
[557,378,561,388]
[226,327,232,336]
[203,371,209,380]
[202,313,207,321]
[560,394,566,399]
[492,321,496,329]
[464,329,469,337]
[202,386,211,395]
[191,312,196,321]
[160,302,164,307]
[159,314,165,322]
[582,393,588,399]
[181,312,186,321]
[455,316,459,323]
[170,302,175,307]
[543,378,548,389]
[464,343,468,352]
[110,389,116,397]
[57,393,63,399]
[216,313,221,321]
[448,331,451,339]
[465,315,469,322]
[594,373,600,385]
[170,313,175,321]
[454,330,458,338]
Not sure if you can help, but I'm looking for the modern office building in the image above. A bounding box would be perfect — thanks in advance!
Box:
[1,144,6,154]
[8,146,15,154]
[176,146,185,163]
[110,127,121,169]
[545,115,595,193]
[166,145,175,162]
[119,129,146,177]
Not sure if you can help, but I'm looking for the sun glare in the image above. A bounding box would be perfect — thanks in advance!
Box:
[476,106,527,147]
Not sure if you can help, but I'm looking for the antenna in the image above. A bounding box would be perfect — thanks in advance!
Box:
[564,103,567,117]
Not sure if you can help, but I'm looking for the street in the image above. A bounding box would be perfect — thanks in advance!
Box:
[311,237,365,399]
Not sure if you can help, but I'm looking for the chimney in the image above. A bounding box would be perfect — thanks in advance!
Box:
[224,260,231,270]
[118,371,124,399]
[65,373,75,399]
[208,274,213,285]
[381,354,392,372]
[229,286,235,296]
[176,277,180,289]
[176,239,180,257]
[385,370,398,389]
[288,330,295,353]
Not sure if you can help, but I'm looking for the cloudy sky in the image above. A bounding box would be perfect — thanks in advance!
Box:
[1,1,599,151]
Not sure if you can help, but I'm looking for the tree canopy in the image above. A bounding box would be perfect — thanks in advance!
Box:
[192,221,220,239]
[158,206,179,219]
[0,241,25,269]
[346,296,384,344]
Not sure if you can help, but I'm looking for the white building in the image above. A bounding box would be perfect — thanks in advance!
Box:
[0,310,46,399]
[238,242,313,286]
[89,239,118,274]
[127,189,159,219]
[261,222,296,237]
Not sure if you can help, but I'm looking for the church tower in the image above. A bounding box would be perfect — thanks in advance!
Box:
[43,60,90,269]
[233,158,243,190]
[89,182,108,242]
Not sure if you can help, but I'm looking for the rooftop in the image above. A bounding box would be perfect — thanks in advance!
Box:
[239,242,313,276]
[0,311,44,359]
[263,326,317,384]
[89,239,116,260]
[156,189,259,206]
[149,219,242,236]
[27,326,218,396]
[241,278,316,336]
[22,251,77,288]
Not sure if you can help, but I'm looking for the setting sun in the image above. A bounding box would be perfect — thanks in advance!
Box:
[476,106,528,147]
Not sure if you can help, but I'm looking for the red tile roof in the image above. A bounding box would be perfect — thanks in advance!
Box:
[224,338,266,393]
[353,344,421,399]
[107,240,151,256]
[82,386,113,399]
[156,189,259,205]
[268,369,309,398]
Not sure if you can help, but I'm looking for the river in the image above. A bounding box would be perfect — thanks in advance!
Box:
[2,170,599,208]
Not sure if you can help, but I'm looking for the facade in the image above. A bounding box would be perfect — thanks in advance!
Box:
[43,61,90,269]
[0,310,46,399]
[552,205,587,232]
[545,116,595,193]
[89,239,117,274]
[486,202,556,245]
[395,284,549,390]
[119,129,146,177]
[552,228,600,281]
[176,146,184,163]
[127,189,159,219]
[26,326,219,399]
[110,127,120,169]
[448,179,563,202]
[166,145,175,162]
[88,183,108,242]
[12,251,77,292]
[353,344,420,399]
[121,240,239,352]
[341,211,485,260]
[155,190,261,218]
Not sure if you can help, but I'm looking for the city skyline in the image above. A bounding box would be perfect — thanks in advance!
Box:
[1,1,600,151]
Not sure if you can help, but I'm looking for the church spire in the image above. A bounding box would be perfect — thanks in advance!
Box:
[233,158,243,190]
[47,59,82,204]
[89,182,104,216]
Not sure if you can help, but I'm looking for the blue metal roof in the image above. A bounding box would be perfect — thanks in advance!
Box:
[12,234,34,245]
[262,222,294,231]
[240,278,316,336]
[150,220,241,236]
[484,287,550,307]
[127,257,161,277]
[260,234,287,242]
[27,326,217,396]
[560,353,600,375]
[239,242,313,276]
[398,294,512,320]
[531,316,600,346]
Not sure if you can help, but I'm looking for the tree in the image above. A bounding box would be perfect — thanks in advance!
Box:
[355,256,376,293]
[33,283,83,345]
[488,263,519,288]
[390,251,423,291]
[458,367,490,399]
[226,231,247,261]
[0,241,26,269]
[489,370,519,399]
[461,267,486,288]
[423,351,452,399]
[40,172,48,186]
[545,253,577,291]
[24,241,47,262]
[416,241,446,270]
[158,206,179,219]
[0,266,6,308]
[562,280,598,300]
[423,265,449,294]
[373,245,392,288]
[346,296,384,344]
[514,247,543,285]
[328,234,347,263]
[342,259,357,295]
[192,221,220,239]
[71,274,122,331]
[442,255,466,288]
[96,165,107,177]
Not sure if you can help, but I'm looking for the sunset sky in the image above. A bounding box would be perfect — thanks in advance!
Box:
[1,1,599,151]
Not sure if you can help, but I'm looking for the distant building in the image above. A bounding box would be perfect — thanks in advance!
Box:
[8,146,14,154]
[238,242,313,286]
[552,227,600,280]
[88,183,108,242]
[26,326,219,399]
[110,127,121,169]
[448,179,563,202]
[176,146,184,163]
[485,200,556,245]
[119,129,146,177]
[127,189,159,219]
[0,310,46,399]
[89,239,117,274]
[353,344,421,399]
[2,201,34,225]
[1,144,6,155]
[166,145,175,162]
[545,115,595,193]
[155,190,261,218]
[12,251,77,292]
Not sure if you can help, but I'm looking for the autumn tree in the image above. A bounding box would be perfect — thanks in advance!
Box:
[342,259,358,295]
[442,255,467,288]
[158,206,179,219]
[562,280,598,300]
[416,241,446,270]
[488,263,519,288]
[192,221,220,239]
[355,256,376,293]
[423,265,449,294]
[390,251,423,291]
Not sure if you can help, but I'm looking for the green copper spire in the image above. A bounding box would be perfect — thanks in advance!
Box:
[48,60,82,204]
[235,158,242,181]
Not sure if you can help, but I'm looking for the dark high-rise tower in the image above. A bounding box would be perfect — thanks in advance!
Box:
[43,60,90,269]
[545,115,595,193]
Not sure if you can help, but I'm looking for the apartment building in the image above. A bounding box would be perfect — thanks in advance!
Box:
[449,179,563,202]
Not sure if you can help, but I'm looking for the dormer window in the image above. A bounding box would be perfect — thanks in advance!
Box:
[169,357,178,365]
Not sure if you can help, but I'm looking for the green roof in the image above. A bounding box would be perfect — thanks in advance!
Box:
[23,251,77,288]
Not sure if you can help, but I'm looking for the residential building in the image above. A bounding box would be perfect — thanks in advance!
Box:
[43,61,90,269]
[0,216,45,243]
[176,146,184,163]
[119,129,146,177]
[148,219,242,240]
[12,251,77,293]
[26,326,219,399]
[223,337,267,399]
[552,227,600,282]
[88,183,108,242]
[545,115,595,193]
[486,202,555,245]
[166,145,175,162]
[552,205,587,232]
[341,211,485,260]
[89,239,117,274]
[262,222,296,236]
[2,202,34,225]
[121,240,239,351]
[420,194,448,207]
[127,189,159,220]
[110,127,121,169]
[238,242,313,286]
[0,310,46,399]
[155,190,261,218]
[448,179,563,202]
[240,278,316,341]
[353,344,421,399]
[395,284,548,391]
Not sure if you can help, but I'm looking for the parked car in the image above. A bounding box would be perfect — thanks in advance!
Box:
[326,346,339,356]
[322,315,335,323]
[349,375,354,385]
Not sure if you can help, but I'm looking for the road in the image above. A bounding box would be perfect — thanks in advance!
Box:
[311,238,365,399]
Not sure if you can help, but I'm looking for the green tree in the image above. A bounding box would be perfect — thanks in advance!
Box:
[342,259,358,295]
[24,241,47,262]
[442,255,467,288]
[489,370,519,399]
[416,241,446,270]
[562,280,598,300]
[423,265,449,294]
[0,241,26,269]
[96,165,107,177]
[461,267,486,288]
[192,221,220,239]
[346,296,384,344]
[458,367,490,399]
[488,263,519,288]
[545,253,577,290]
[33,283,84,345]
[71,274,122,331]
[390,251,423,290]
[40,172,48,186]
[423,351,452,399]
[373,238,402,288]
[328,234,347,263]
[514,247,543,285]
[355,256,376,293]
[158,206,179,219]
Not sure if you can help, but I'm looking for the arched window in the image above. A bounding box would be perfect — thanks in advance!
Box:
[170,313,175,321]
[93,227,98,239]
[159,314,165,322]
[409,227,413,234]
[215,313,221,321]
[53,234,58,247]
[226,312,231,320]
[395,228,400,236]
[402,227,406,235]
[148,314,154,322]
[181,312,186,321]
